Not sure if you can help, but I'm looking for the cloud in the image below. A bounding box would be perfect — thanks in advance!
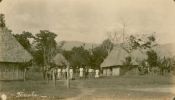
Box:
[0,0,175,43]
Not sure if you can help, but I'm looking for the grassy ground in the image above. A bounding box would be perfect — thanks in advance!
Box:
[0,72,175,100]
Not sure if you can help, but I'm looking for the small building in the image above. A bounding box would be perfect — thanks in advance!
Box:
[101,46,130,76]
[53,53,69,67]
[0,28,33,80]
[100,45,147,76]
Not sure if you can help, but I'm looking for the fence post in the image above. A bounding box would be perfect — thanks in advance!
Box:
[67,65,70,88]
[23,68,26,81]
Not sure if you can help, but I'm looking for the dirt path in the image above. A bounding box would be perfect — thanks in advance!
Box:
[129,87,175,94]
[66,83,175,100]
[67,81,95,100]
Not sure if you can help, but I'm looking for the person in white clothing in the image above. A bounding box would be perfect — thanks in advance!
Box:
[95,69,99,78]
[69,68,73,80]
[79,67,84,79]
[57,68,61,80]
[88,68,93,78]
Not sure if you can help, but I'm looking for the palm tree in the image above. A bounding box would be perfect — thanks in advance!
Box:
[0,14,5,27]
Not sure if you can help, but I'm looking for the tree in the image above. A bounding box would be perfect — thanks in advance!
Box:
[101,39,114,54]
[89,45,108,69]
[33,30,57,79]
[123,34,158,74]
[63,46,90,68]
[62,41,110,70]
[157,57,174,75]
[127,34,157,51]
[87,39,113,69]
[13,31,34,52]
[0,14,13,34]
[57,41,65,52]
[146,50,158,68]
[0,14,5,27]
[34,30,57,66]
[62,39,112,70]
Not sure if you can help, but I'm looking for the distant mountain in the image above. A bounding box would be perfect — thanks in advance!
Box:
[57,41,99,51]
[57,41,175,57]
[161,43,175,56]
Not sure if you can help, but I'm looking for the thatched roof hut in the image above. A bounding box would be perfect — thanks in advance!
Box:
[0,28,32,62]
[101,45,138,68]
[131,49,148,64]
[53,53,69,66]
[0,27,33,80]
[100,45,148,76]
[101,43,175,68]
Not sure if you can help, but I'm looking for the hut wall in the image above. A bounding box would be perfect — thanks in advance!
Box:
[102,68,112,76]
[102,68,107,76]
[106,68,112,76]
[0,63,24,80]
[112,67,120,76]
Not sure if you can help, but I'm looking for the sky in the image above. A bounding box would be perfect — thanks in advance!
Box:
[0,0,175,44]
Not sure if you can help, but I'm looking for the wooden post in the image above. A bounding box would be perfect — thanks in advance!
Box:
[52,69,56,87]
[66,65,70,88]
[43,47,48,80]
[23,68,26,81]
[17,67,19,79]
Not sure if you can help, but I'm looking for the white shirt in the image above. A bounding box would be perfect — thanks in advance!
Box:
[89,69,93,73]
[57,68,61,73]
[95,70,99,74]
[70,69,73,73]
[95,70,100,78]
[80,68,83,72]
[62,69,66,73]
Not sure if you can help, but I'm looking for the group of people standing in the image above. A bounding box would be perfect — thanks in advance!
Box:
[57,67,73,80]
[79,67,100,79]
[45,66,100,80]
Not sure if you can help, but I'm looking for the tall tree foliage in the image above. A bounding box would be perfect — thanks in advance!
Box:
[89,46,108,69]
[157,57,174,75]
[88,39,113,69]
[127,34,157,50]
[101,39,114,54]
[13,31,34,52]
[62,39,112,69]
[34,30,57,66]
[0,14,5,27]
[146,50,158,68]
[63,46,90,68]
[122,34,158,74]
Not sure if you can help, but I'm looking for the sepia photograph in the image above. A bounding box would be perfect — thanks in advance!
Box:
[0,0,175,100]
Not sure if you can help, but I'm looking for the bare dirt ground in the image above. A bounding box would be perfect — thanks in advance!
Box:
[0,74,175,100]
[67,80,175,100]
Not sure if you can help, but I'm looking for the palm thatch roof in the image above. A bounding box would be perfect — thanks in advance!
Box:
[101,42,175,68]
[131,49,147,64]
[53,53,69,66]
[0,28,33,63]
[101,45,138,68]
[153,45,173,59]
